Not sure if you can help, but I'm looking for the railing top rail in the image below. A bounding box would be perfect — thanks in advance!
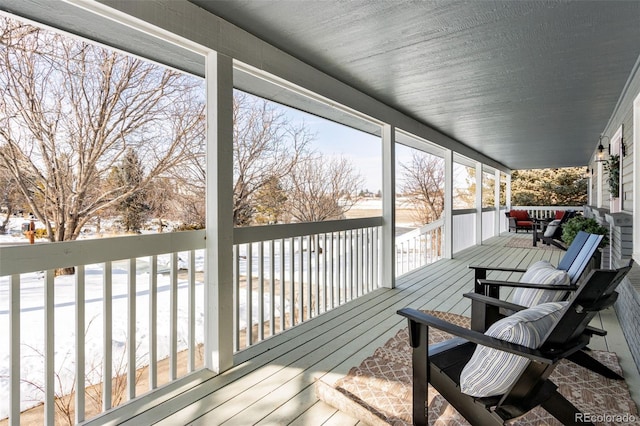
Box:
[0,230,206,277]
[233,216,383,244]
[395,218,444,243]
[452,208,476,216]
[510,206,585,211]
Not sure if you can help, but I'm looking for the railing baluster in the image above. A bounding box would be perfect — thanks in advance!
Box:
[334,232,344,306]
[306,235,312,317]
[342,231,347,304]
[170,253,178,379]
[9,274,20,426]
[128,257,137,399]
[357,229,362,296]
[298,236,304,321]
[45,269,55,426]
[289,238,295,327]
[75,264,86,423]
[233,245,240,352]
[270,239,276,337]
[188,250,196,372]
[315,234,320,316]
[258,242,264,342]
[349,230,353,300]
[279,239,285,333]
[247,243,253,347]
[149,255,158,389]
[365,228,370,292]
[103,261,112,411]
[329,233,334,310]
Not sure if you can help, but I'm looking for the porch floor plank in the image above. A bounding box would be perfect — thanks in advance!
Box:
[82,233,639,425]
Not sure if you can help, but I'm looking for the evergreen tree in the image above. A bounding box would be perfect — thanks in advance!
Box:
[511,167,587,206]
[115,149,149,232]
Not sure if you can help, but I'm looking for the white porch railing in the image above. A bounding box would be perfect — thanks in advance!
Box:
[510,205,585,220]
[0,231,206,425]
[482,209,496,241]
[232,217,383,350]
[453,209,476,253]
[395,218,444,276]
[0,205,581,423]
[0,217,386,423]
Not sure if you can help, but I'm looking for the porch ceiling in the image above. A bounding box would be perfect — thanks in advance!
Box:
[188,0,640,170]
[2,1,639,170]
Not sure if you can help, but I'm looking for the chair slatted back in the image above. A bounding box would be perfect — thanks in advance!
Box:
[545,261,632,345]
[556,230,589,271]
[565,233,603,284]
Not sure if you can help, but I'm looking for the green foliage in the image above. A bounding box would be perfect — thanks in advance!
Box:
[511,167,587,206]
[34,228,49,239]
[561,216,609,248]
[603,154,620,198]
[113,149,149,232]
[254,176,288,224]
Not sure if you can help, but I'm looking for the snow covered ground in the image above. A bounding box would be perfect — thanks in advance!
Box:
[0,219,280,420]
[0,207,412,420]
[0,251,207,419]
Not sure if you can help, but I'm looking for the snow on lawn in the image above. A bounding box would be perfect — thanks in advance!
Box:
[0,240,283,420]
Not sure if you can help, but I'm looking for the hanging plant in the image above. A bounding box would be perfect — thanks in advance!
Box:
[603,154,620,198]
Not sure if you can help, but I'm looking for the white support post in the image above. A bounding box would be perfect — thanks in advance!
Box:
[381,124,396,287]
[506,173,512,211]
[475,162,483,245]
[205,50,234,373]
[494,169,501,236]
[443,149,453,259]
[597,161,604,208]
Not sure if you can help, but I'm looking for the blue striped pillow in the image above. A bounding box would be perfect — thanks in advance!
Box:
[512,260,570,307]
[459,301,567,397]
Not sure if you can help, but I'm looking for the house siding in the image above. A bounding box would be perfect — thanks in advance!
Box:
[591,57,640,374]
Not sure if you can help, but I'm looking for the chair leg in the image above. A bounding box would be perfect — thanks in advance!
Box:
[568,350,625,380]
[541,390,594,425]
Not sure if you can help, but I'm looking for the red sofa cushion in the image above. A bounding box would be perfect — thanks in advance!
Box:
[509,210,530,221]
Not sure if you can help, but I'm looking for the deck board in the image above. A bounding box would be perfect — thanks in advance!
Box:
[82,233,639,425]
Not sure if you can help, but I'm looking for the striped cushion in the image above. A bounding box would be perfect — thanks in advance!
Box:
[459,301,567,397]
[543,219,562,237]
[512,260,570,307]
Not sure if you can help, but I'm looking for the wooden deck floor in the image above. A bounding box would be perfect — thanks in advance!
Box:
[84,233,640,425]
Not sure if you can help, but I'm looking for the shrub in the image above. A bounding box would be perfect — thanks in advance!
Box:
[174,223,205,231]
[562,216,608,248]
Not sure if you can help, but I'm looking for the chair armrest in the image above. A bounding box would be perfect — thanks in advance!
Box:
[468,265,528,274]
[466,293,609,338]
[397,308,556,364]
[463,292,527,312]
[584,325,607,337]
[477,279,578,292]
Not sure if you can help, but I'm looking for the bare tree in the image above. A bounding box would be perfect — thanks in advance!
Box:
[232,92,312,226]
[285,155,363,223]
[0,150,25,233]
[398,152,444,224]
[0,17,204,251]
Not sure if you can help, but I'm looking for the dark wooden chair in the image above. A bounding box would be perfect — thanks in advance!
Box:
[467,231,618,378]
[398,261,632,426]
[534,210,577,250]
